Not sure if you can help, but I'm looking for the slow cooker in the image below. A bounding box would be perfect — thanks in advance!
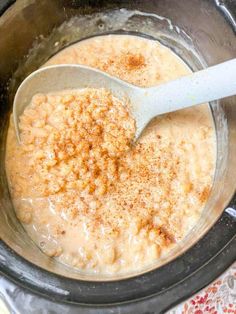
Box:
[0,0,235,313]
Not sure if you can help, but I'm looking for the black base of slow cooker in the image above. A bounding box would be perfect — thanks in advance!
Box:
[1,203,235,313]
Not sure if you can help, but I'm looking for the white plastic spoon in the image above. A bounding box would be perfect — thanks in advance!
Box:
[13,59,236,142]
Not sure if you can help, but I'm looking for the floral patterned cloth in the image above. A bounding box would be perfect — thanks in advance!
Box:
[168,262,236,314]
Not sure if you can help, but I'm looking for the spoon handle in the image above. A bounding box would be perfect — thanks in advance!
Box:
[145,58,236,117]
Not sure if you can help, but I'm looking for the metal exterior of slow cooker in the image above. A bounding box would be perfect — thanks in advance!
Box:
[0,0,235,313]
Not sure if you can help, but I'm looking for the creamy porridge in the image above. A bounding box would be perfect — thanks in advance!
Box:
[6,35,215,274]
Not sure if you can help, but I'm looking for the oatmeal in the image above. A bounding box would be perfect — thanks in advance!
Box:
[6,35,215,274]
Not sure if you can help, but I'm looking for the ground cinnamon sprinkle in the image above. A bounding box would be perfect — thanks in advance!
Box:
[122,53,146,70]
[199,186,211,203]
